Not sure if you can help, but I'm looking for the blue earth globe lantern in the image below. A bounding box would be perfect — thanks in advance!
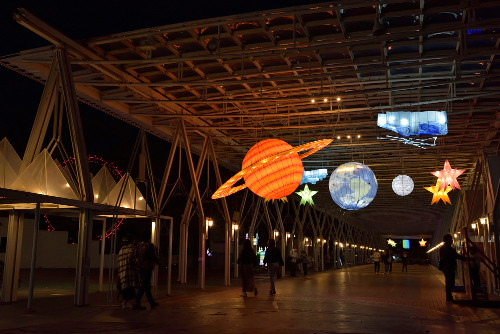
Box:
[329,162,378,210]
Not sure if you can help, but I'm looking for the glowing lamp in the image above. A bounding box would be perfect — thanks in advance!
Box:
[392,175,414,196]
[419,239,427,247]
[431,160,466,190]
[424,179,452,205]
[377,110,448,136]
[296,184,318,205]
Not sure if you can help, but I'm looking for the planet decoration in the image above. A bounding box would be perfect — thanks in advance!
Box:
[328,162,378,210]
[392,175,414,196]
[212,139,332,200]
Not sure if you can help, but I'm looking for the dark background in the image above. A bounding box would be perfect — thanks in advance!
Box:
[0,1,321,263]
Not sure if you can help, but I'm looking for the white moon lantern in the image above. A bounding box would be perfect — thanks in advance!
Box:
[392,175,414,196]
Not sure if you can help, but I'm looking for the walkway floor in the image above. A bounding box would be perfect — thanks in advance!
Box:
[1,264,500,333]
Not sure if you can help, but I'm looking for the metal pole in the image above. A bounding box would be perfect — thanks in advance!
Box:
[234,229,239,278]
[151,219,159,297]
[26,203,40,311]
[98,218,106,292]
[167,217,173,296]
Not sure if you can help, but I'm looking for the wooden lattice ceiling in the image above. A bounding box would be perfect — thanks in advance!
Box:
[2,0,500,235]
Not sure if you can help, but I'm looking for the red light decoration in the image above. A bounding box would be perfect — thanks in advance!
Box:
[212,139,332,200]
[430,159,466,190]
[61,155,126,239]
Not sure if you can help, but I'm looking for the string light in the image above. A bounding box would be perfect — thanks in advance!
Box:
[426,242,445,253]
[44,215,55,232]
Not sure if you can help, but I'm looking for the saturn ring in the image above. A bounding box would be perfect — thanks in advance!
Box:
[212,139,332,199]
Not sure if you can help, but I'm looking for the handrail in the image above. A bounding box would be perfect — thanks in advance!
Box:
[466,238,500,284]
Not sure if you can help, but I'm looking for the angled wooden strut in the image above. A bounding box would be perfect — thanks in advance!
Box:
[16,48,94,306]
[207,136,232,286]
[159,121,208,285]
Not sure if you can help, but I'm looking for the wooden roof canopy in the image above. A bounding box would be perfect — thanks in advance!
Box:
[2,0,500,235]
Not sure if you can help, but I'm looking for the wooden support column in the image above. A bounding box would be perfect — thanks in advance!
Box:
[208,137,232,286]
[179,120,206,289]
[98,218,106,292]
[248,196,262,246]
[1,210,24,303]
[177,134,208,284]
[26,203,40,311]
[151,218,160,298]
[167,217,173,296]
[274,202,286,278]
[75,208,93,306]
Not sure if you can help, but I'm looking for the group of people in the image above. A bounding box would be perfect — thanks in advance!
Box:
[371,250,409,274]
[239,232,479,304]
[288,248,310,277]
[238,238,296,297]
[371,249,394,274]
[117,234,159,310]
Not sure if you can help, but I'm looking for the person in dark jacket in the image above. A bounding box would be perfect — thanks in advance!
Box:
[263,238,284,295]
[134,236,159,310]
[439,234,467,303]
[237,239,259,297]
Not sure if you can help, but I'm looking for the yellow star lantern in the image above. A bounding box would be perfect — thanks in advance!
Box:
[387,239,396,247]
[296,184,318,205]
[424,179,452,205]
[431,159,466,190]
[419,239,427,247]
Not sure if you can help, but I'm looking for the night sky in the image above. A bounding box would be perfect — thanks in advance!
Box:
[0,0,317,170]
[0,1,319,243]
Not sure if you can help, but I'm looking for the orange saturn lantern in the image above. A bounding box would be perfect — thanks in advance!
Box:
[212,139,332,200]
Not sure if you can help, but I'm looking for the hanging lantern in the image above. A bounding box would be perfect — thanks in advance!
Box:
[296,184,318,205]
[431,159,466,190]
[377,110,448,136]
[424,179,452,205]
[329,162,378,210]
[392,175,414,196]
[212,139,332,200]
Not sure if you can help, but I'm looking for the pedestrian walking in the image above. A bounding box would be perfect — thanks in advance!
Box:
[237,239,259,297]
[117,234,138,309]
[384,249,393,274]
[300,250,310,276]
[289,248,299,277]
[372,250,381,274]
[133,236,159,310]
[263,239,284,295]
[439,234,467,303]
[401,251,408,272]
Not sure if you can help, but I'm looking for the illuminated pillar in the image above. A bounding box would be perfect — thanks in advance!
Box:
[1,210,24,303]
[98,218,106,292]
[75,208,93,306]
[151,218,160,297]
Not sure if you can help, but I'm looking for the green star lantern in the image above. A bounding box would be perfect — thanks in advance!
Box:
[296,184,318,205]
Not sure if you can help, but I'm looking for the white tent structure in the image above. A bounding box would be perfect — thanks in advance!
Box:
[91,165,116,204]
[9,149,79,201]
[0,138,22,188]
[101,172,150,211]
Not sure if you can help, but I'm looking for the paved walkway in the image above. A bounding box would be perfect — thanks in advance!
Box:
[1,264,499,333]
